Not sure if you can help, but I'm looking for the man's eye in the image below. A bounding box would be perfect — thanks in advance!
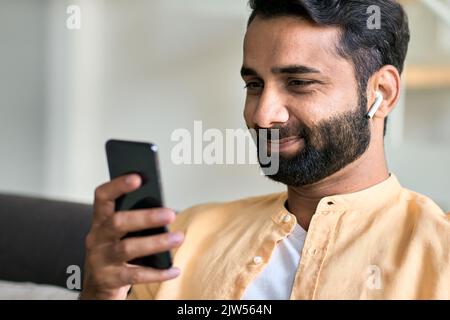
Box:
[288,79,315,87]
[244,82,263,90]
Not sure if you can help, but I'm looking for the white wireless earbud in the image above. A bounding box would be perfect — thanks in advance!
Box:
[366,91,383,119]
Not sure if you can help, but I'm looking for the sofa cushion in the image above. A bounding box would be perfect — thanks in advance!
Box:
[0,193,92,289]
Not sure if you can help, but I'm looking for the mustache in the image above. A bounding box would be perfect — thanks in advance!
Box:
[255,125,308,141]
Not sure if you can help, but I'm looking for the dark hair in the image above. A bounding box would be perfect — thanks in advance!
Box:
[247,0,410,136]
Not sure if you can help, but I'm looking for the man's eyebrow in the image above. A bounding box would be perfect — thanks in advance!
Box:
[240,65,321,78]
[240,66,259,78]
[272,65,321,74]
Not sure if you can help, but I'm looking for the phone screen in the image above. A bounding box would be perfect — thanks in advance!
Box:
[105,139,172,269]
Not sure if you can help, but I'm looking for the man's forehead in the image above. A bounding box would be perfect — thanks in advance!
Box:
[243,16,342,74]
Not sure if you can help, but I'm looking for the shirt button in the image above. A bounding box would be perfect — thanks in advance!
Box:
[282,214,291,223]
[253,256,263,265]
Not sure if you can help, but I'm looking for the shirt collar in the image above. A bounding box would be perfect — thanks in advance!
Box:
[269,173,402,224]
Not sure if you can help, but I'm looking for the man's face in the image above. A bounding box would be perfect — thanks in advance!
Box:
[242,16,371,186]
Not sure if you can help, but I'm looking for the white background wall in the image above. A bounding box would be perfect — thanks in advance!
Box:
[0,0,47,194]
[0,0,449,211]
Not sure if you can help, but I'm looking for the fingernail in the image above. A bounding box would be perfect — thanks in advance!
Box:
[169,232,184,244]
[158,209,174,221]
[125,174,140,185]
[166,267,180,277]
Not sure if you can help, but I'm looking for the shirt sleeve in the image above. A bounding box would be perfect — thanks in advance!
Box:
[127,282,161,300]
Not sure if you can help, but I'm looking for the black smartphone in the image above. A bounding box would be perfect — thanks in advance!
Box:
[105,139,172,269]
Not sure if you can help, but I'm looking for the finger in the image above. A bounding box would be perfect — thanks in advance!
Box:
[106,208,176,239]
[89,265,181,289]
[94,208,175,243]
[93,174,141,223]
[109,231,184,263]
[117,266,181,286]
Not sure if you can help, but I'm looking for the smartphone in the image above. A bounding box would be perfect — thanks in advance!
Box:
[105,139,172,269]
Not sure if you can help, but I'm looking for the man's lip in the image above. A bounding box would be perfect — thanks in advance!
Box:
[268,136,303,145]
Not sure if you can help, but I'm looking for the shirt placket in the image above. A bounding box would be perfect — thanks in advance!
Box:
[232,211,296,299]
[290,200,344,300]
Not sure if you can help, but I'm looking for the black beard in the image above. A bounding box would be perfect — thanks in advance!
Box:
[257,95,371,187]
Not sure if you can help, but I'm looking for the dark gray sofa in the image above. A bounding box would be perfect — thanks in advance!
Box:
[0,193,92,290]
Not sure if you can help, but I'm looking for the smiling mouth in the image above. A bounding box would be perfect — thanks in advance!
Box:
[266,136,305,153]
[270,136,302,144]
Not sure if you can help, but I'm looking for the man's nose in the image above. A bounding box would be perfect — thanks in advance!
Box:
[252,86,289,128]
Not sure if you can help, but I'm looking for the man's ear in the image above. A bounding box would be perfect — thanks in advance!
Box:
[367,65,401,119]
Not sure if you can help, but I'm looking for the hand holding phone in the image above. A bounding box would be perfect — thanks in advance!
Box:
[105,139,173,269]
[79,140,184,300]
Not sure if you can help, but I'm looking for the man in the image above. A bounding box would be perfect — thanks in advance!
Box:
[80,0,450,300]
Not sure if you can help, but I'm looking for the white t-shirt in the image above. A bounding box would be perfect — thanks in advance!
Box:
[241,223,307,300]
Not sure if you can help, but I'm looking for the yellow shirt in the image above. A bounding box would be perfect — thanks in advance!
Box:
[129,174,450,300]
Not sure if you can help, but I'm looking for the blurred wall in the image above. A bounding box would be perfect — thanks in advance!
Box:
[385,1,450,210]
[0,0,47,194]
